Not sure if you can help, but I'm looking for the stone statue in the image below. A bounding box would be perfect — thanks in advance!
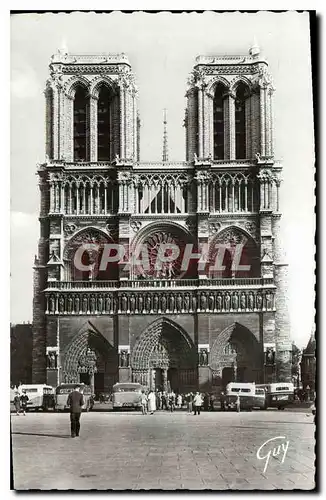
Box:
[216,294,222,311]
[138,295,143,312]
[201,349,208,366]
[232,293,239,311]
[59,296,65,313]
[47,351,56,369]
[177,294,182,312]
[224,293,230,311]
[209,294,215,311]
[240,293,246,310]
[120,350,129,367]
[130,294,135,313]
[248,293,254,310]
[49,296,55,313]
[121,294,127,312]
[90,296,96,313]
[153,294,159,312]
[106,295,111,313]
[184,294,190,312]
[75,296,80,313]
[200,293,207,311]
[169,294,175,312]
[192,295,197,312]
[266,292,273,310]
[67,296,73,313]
[161,295,167,313]
[83,296,88,313]
[265,348,275,365]
[146,295,152,312]
[256,293,262,310]
[98,296,103,313]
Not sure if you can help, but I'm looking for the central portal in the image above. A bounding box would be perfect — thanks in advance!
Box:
[131,318,198,393]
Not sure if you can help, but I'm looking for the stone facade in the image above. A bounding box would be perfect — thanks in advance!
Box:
[32,45,291,395]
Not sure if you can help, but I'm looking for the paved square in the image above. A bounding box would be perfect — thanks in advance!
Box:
[11,410,315,490]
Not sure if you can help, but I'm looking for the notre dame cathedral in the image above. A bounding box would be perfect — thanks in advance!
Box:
[32,44,292,395]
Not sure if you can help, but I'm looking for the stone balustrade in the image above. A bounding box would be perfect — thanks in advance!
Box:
[46,277,273,291]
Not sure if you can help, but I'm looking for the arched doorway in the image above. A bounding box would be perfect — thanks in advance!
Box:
[62,323,118,397]
[131,318,197,393]
[210,322,262,389]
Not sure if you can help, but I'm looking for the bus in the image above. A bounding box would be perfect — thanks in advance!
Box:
[55,383,94,412]
[19,384,55,411]
[222,382,265,411]
[256,382,294,410]
[112,382,143,410]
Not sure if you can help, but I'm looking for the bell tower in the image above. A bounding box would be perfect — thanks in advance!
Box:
[184,43,291,382]
[32,49,139,384]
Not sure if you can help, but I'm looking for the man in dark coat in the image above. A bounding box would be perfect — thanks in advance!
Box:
[67,386,84,438]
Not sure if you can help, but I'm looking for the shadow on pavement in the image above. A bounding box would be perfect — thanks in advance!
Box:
[12,431,71,439]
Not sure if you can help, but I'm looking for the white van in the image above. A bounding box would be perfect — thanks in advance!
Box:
[19,384,55,411]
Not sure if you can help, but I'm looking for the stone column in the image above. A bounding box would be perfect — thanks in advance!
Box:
[260,86,266,156]
[224,91,236,160]
[245,94,252,159]
[203,90,213,158]
[198,85,204,158]
[133,92,137,161]
[65,94,74,162]
[186,88,198,162]
[59,88,65,159]
[119,86,125,158]
[266,87,274,157]
[90,95,98,162]
[52,86,60,160]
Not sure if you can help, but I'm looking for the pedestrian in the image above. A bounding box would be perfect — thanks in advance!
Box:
[193,392,203,415]
[155,390,161,410]
[13,391,21,416]
[169,390,176,412]
[141,391,148,415]
[236,393,241,413]
[162,391,168,411]
[67,385,84,438]
[188,392,193,414]
[177,393,182,409]
[20,390,29,416]
[148,390,156,415]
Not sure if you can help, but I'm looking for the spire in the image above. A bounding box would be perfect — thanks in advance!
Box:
[162,108,168,163]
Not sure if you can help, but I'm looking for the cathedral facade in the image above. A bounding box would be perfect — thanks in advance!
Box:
[32,45,292,395]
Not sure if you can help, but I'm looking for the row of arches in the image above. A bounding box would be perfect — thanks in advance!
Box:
[61,319,262,392]
[47,83,116,162]
[74,85,114,162]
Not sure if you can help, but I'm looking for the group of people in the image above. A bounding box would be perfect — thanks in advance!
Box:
[13,389,29,416]
[140,390,212,416]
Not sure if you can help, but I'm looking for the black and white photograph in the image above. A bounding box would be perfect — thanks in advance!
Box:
[9,9,316,491]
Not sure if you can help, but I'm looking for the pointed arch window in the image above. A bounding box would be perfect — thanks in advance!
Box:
[73,85,90,162]
[235,83,248,159]
[97,86,113,161]
[213,83,226,160]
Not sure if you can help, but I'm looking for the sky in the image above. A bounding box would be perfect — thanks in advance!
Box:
[10,11,315,347]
